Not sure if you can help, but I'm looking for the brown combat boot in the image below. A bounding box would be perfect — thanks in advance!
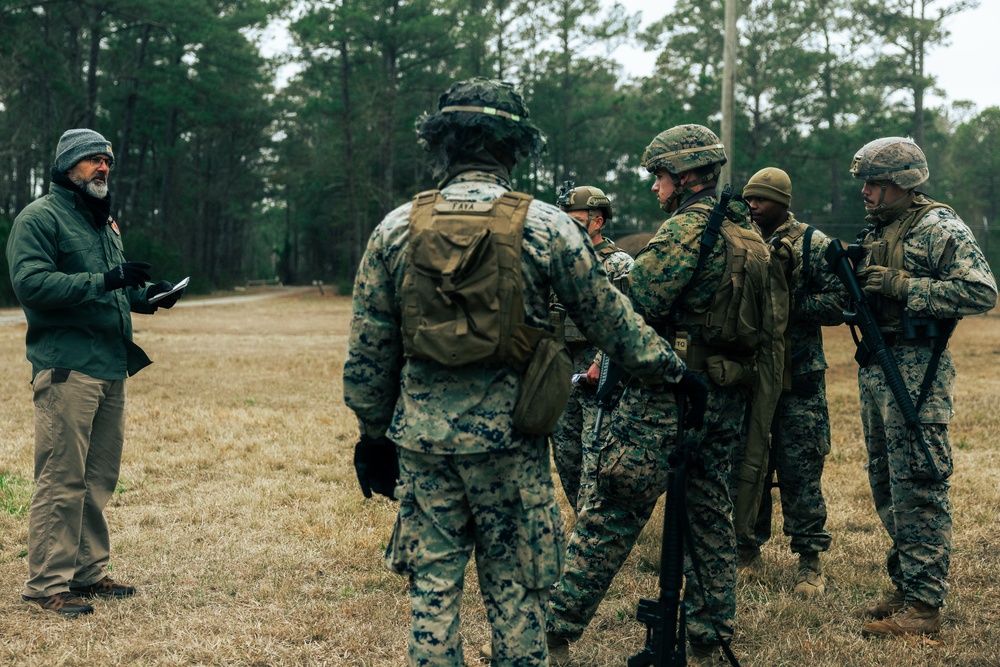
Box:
[547,636,570,665]
[860,588,906,620]
[736,545,762,569]
[478,634,569,665]
[793,553,825,597]
[861,601,941,638]
[688,643,724,666]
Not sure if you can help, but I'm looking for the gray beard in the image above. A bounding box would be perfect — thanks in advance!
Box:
[69,172,109,199]
[84,180,109,199]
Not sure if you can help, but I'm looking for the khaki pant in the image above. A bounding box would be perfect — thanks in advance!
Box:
[23,369,126,598]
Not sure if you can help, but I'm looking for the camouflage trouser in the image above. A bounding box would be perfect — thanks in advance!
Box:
[551,345,616,512]
[750,372,833,555]
[547,380,747,646]
[386,439,565,667]
[859,344,955,608]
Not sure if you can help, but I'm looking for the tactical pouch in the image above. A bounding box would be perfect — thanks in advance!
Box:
[550,304,567,342]
[384,482,418,576]
[788,370,824,397]
[705,354,755,388]
[513,336,573,436]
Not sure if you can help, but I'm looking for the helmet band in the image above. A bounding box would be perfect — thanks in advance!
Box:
[853,161,928,179]
[440,105,523,122]
[646,143,726,166]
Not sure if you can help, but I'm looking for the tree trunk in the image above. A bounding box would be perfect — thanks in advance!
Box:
[115,23,152,225]
[340,37,363,279]
[84,4,104,128]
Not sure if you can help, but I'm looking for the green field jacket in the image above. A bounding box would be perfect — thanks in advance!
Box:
[6,182,153,380]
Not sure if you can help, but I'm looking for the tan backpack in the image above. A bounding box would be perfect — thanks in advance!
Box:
[676,200,771,357]
[732,229,795,546]
[400,189,571,435]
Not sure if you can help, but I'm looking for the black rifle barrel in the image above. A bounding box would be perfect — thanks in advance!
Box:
[826,243,942,481]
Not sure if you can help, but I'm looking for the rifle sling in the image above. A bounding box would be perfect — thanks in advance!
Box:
[666,187,731,326]
[913,319,957,416]
[795,225,815,308]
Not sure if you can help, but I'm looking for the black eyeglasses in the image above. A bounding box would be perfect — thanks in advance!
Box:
[86,156,114,171]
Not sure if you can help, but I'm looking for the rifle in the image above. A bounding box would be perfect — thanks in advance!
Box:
[591,272,634,438]
[824,242,943,481]
[629,186,743,667]
[592,353,628,438]
[628,391,690,667]
[628,392,741,667]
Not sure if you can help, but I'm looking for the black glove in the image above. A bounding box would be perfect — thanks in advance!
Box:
[354,434,399,500]
[146,280,184,309]
[104,261,152,291]
[823,238,846,271]
[676,369,709,431]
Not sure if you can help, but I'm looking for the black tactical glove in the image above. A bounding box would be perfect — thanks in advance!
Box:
[104,261,152,291]
[146,280,184,309]
[354,434,399,500]
[676,369,709,431]
[823,239,846,271]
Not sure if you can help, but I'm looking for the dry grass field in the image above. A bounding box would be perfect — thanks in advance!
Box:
[0,290,997,666]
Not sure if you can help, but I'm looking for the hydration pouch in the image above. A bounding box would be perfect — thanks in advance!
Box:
[513,337,573,436]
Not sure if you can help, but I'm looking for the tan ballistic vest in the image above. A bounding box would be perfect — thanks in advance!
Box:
[863,196,953,327]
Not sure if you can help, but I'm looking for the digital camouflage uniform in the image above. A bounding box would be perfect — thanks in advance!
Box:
[547,186,752,648]
[551,241,633,512]
[746,215,846,556]
[856,200,995,609]
[344,168,686,667]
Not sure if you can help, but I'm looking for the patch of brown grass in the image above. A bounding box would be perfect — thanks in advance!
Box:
[0,295,997,666]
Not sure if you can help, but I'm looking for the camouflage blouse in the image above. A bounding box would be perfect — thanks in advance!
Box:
[343,171,685,455]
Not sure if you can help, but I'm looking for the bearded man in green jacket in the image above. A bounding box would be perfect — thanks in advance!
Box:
[7,128,184,617]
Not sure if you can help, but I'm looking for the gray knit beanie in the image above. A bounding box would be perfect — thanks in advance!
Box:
[54,128,115,172]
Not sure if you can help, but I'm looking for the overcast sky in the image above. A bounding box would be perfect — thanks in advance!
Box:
[611,0,1000,110]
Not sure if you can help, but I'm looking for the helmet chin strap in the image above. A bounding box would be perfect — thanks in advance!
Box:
[586,211,605,239]
[660,167,719,214]
[868,182,913,221]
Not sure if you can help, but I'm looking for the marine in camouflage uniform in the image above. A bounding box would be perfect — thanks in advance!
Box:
[837,138,996,637]
[736,168,846,596]
[549,184,634,513]
[546,125,756,666]
[343,79,698,667]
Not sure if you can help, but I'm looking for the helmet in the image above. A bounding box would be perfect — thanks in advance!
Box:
[416,78,546,175]
[556,183,614,220]
[850,137,928,190]
[743,167,792,207]
[641,124,727,175]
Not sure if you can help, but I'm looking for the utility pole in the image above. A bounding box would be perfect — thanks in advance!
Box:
[720,0,737,187]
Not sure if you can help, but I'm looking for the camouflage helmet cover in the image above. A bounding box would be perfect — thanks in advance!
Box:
[556,184,614,220]
[850,137,928,190]
[641,124,728,175]
[416,78,546,169]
